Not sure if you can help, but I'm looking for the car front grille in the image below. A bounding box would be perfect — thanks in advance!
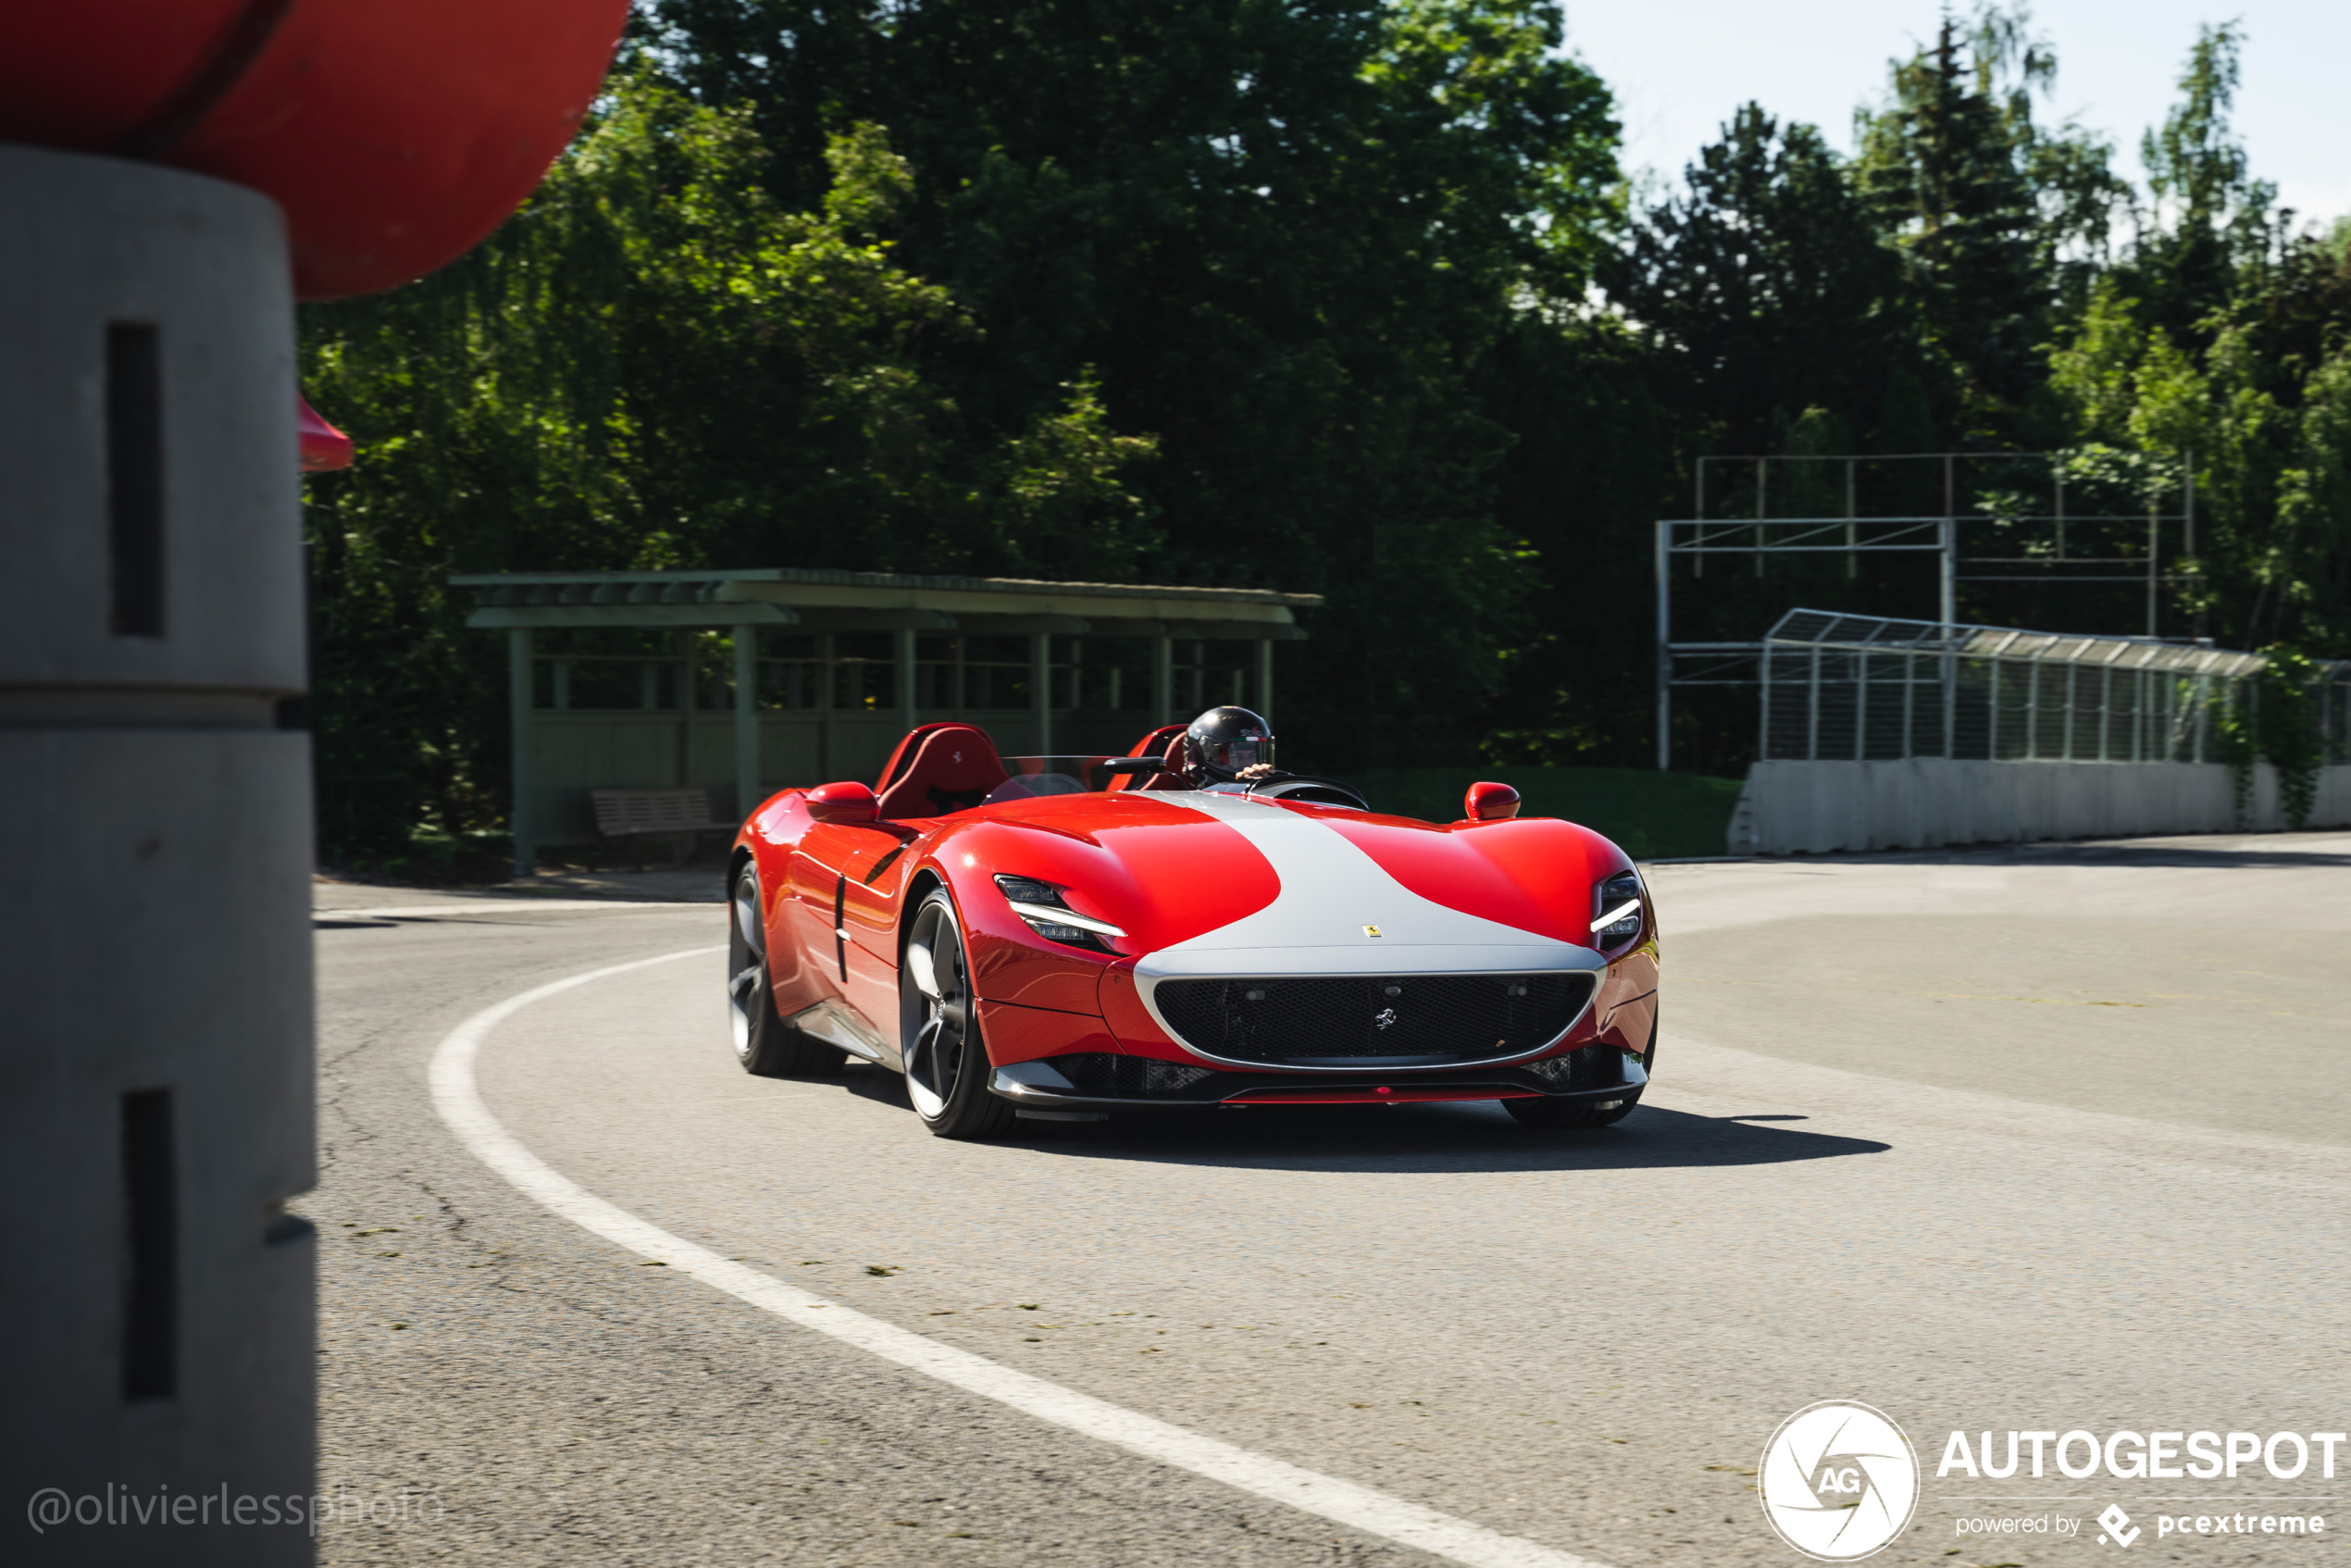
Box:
[1152,972,1597,1068]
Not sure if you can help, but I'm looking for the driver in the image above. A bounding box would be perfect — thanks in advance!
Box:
[1180,706,1283,790]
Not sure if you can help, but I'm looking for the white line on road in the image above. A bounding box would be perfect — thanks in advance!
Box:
[428,946,1613,1568]
[320,901,715,921]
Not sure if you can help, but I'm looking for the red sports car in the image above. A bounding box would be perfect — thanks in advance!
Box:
[727,721,1661,1138]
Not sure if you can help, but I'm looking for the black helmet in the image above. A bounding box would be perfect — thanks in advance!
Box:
[1182,706,1275,786]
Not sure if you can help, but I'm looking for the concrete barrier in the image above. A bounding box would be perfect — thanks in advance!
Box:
[1731,758,2351,854]
[0,147,313,1563]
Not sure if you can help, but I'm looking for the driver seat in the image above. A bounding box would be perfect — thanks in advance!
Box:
[1117,724,1189,791]
[1138,734,1191,790]
[875,724,1008,820]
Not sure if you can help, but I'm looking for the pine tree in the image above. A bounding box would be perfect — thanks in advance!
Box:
[1612,104,1921,457]
[1856,14,2043,432]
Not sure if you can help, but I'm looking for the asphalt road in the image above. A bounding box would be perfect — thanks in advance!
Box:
[306,833,2351,1566]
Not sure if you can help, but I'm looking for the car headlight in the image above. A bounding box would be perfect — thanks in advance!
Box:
[993,875,1126,950]
[1591,869,1644,947]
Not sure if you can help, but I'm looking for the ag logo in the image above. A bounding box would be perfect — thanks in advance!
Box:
[1759,1401,1920,1561]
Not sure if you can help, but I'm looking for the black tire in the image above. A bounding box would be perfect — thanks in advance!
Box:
[900,890,1016,1139]
[728,865,837,1076]
[1504,1010,1656,1128]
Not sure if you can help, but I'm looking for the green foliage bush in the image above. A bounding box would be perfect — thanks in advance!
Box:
[2212,648,2328,828]
[1350,766,1748,860]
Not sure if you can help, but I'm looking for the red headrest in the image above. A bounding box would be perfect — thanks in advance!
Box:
[1138,734,1191,790]
[877,722,966,794]
[1127,724,1187,757]
[1118,725,1188,791]
[875,725,1008,820]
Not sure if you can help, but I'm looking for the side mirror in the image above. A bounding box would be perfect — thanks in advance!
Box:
[1463,781,1521,823]
[806,780,879,825]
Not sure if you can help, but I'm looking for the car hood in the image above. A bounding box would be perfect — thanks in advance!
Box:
[959,789,1622,974]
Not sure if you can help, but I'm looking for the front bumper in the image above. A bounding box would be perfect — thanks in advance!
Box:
[989,1045,1649,1114]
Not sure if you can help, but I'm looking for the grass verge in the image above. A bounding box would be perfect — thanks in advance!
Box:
[1347,766,1747,860]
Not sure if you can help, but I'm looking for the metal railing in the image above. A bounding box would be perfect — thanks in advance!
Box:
[1757,609,2274,764]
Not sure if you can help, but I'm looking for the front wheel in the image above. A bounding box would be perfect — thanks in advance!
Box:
[901,890,1016,1139]
[728,865,837,1076]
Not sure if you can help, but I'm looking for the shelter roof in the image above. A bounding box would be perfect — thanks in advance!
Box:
[451,567,1322,637]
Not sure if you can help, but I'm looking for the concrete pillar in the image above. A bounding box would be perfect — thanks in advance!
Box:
[817,633,836,780]
[674,629,696,786]
[508,628,534,876]
[1254,638,1275,728]
[1152,635,1175,726]
[894,625,917,736]
[734,624,759,825]
[0,146,314,1564]
[1030,631,1052,756]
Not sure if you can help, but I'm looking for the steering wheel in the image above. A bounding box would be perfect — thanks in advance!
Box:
[1246,776,1370,810]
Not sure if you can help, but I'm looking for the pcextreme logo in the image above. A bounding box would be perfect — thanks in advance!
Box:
[1760,1401,1922,1562]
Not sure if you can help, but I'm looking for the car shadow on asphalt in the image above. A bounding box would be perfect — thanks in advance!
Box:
[832,1065,1886,1173]
[1044,1105,1888,1174]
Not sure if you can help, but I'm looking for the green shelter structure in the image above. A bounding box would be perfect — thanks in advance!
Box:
[454,566,1321,871]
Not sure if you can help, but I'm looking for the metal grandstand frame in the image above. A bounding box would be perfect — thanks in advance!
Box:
[1655,451,2196,769]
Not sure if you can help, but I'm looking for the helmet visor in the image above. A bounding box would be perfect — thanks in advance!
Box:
[1198,734,1273,773]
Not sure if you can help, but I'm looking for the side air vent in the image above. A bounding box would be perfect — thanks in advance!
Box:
[1524,1044,1628,1089]
[1051,1054,1219,1097]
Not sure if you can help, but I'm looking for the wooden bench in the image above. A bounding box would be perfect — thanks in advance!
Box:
[590,788,731,867]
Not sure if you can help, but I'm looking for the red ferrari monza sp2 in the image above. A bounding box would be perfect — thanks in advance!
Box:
[728,723,1661,1138]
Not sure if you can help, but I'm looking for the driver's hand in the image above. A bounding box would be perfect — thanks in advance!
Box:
[1236,763,1275,781]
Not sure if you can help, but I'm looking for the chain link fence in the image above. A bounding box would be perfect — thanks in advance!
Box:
[1758,608,2350,765]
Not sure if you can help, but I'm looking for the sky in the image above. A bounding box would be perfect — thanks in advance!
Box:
[1562,1,2351,227]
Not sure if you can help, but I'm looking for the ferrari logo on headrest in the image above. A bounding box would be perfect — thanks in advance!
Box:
[952,751,963,763]
[1362,925,1382,938]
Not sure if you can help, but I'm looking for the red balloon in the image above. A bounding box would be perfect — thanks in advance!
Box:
[3,0,630,300]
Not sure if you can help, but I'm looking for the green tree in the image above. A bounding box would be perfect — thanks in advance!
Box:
[2133,21,2280,341]
[1612,105,1922,457]
[2042,20,2351,660]
[632,0,1624,762]
[300,79,1154,851]
[1855,12,2046,430]
[1967,4,2131,320]
[1474,312,1667,766]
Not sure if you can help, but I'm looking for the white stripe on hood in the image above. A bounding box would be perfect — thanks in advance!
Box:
[1133,791,1598,981]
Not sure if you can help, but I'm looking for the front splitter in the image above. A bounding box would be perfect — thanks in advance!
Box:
[989,1052,1645,1114]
